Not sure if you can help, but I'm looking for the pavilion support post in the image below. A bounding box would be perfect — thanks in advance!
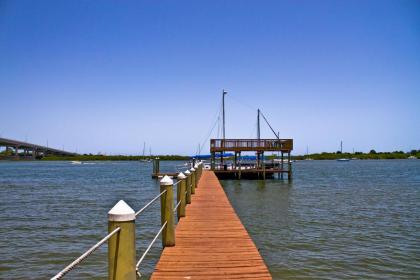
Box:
[281,152,284,179]
[108,200,136,280]
[211,152,215,170]
[238,152,241,179]
[160,176,175,247]
[288,152,292,180]
[262,152,266,180]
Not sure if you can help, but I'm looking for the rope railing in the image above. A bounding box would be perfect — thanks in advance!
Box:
[135,221,167,278]
[135,190,167,217]
[173,200,181,212]
[50,227,121,280]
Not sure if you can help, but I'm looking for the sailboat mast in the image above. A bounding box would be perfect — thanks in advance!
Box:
[143,142,146,157]
[257,109,261,140]
[222,90,227,140]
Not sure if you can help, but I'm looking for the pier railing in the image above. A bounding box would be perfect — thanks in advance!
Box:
[50,162,204,280]
[210,138,293,152]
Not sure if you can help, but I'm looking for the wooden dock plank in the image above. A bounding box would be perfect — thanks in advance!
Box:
[151,171,272,279]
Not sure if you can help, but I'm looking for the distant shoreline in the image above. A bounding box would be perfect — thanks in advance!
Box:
[0,150,418,161]
[40,155,190,161]
[290,150,419,160]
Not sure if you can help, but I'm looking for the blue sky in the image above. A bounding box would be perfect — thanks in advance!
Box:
[1,0,419,155]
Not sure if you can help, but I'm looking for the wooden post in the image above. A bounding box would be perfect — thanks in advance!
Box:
[238,152,241,180]
[108,200,136,280]
[160,175,175,247]
[262,152,266,180]
[288,152,292,180]
[194,164,200,186]
[184,170,192,204]
[177,172,186,219]
[153,157,160,175]
[190,167,196,194]
[281,152,284,179]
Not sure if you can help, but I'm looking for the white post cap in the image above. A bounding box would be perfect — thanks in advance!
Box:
[190,167,195,172]
[177,172,186,179]
[184,170,191,175]
[108,200,135,221]
[160,175,173,186]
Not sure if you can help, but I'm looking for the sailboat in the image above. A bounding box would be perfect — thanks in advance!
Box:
[337,141,350,162]
[140,142,151,162]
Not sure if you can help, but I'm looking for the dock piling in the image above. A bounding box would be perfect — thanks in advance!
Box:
[153,157,160,175]
[160,176,175,247]
[176,172,186,219]
[184,170,192,204]
[190,167,196,194]
[108,200,136,280]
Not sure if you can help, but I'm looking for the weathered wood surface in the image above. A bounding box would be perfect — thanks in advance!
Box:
[151,171,272,279]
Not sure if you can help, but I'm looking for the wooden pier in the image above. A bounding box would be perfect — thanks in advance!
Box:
[51,163,273,279]
[152,170,272,279]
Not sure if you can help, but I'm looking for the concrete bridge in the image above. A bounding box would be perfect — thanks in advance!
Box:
[0,137,77,159]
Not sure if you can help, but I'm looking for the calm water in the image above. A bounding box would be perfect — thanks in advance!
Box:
[0,160,419,279]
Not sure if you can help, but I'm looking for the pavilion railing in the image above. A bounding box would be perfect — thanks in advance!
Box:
[210,139,293,152]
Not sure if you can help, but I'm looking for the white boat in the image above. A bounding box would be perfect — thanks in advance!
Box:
[337,141,350,162]
[71,161,82,165]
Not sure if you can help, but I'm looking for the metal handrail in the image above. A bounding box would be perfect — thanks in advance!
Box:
[136,221,167,277]
[50,227,121,280]
[136,190,167,217]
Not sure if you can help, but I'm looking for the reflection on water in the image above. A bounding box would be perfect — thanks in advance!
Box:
[0,160,419,279]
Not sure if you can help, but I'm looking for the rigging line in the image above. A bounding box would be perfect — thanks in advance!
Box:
[226,94,256,112]
[199,110,221,154]
[260,111,280,139]
[249,119,257,139]
[217,114,220,139]
[195,99,222,155]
